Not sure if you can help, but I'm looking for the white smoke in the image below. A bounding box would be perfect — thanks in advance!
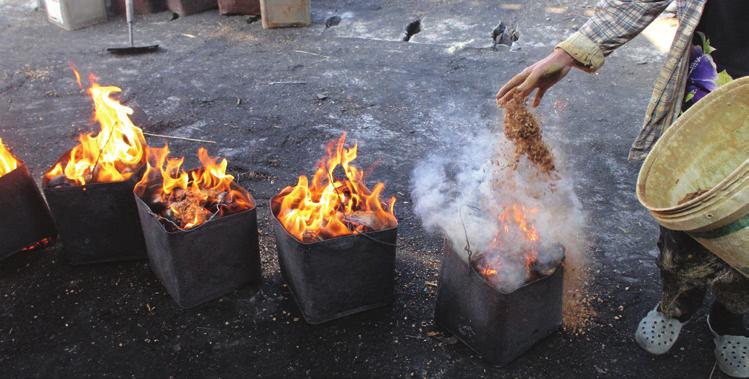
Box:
[412,106,588,294]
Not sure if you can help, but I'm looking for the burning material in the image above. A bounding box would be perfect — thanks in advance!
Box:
[134,145,254,231]
[44,70,146,187]
[272,132,397,242]
[472,203,564,288]
[0,139,56,260]
[415,139,566,294]
[134,146,261,309]
[502,98,556,174]
[42,71,148,264]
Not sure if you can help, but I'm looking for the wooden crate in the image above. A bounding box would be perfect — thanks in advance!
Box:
[218,0,260,15]
[259,0,310,29]
[167,0,216,16]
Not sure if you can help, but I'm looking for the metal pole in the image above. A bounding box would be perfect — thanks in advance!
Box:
[126,0,135,47]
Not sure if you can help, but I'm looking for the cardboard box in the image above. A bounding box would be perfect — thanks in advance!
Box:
[45,0,107,31]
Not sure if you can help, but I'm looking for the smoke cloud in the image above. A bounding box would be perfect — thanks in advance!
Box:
[412,104,593,324]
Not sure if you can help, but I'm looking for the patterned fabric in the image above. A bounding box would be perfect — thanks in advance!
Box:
[657,227,749,319]
[683,33,734,110]
[556,0,707,160]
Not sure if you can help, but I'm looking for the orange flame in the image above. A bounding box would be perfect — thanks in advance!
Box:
[477,203,540,278]
[135,145,254,230]
[69,63,83,89]
[44,70,146,187]
[0,138,19,178]
[502,204,539,268]
[272,133,397,242]
[479,267,498,277]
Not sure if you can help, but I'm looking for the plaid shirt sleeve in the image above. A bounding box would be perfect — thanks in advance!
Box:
[556,0,672,71]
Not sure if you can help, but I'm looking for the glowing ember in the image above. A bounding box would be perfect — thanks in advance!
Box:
[272,133,397,242]
[474,203,541,280]
[44,70,146,187]
[134,145,254,230]
[0,138,19,178]
[21,237,52,252]
[479,267,498,277]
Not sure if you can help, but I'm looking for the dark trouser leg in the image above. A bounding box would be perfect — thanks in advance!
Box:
[710,269,749,336]
[657,227,725,321]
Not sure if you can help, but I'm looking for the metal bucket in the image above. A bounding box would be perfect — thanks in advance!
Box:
[135,189,262,309]
[271,202,397,324]
[434,245,563,366]
[0,163,56,260]
[43,174,147,265]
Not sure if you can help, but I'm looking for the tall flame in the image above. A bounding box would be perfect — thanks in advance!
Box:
[44,70,146,186]
[272,133,397,242]
[135,145,254,230]
[0,138,19,178]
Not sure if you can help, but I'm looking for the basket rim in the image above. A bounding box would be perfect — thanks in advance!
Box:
[637,77,749,215]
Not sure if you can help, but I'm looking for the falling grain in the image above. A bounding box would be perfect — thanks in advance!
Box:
[501,97,556,174]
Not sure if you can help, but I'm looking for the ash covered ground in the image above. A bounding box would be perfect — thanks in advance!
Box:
[0,0,725,377]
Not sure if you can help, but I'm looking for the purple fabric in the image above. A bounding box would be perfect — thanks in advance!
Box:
[684,45,719,109]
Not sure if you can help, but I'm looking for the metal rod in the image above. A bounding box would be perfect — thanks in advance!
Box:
[143,132,217,144]
[128,23,134,47]
[126,0,135,47]
[268,81,307,85]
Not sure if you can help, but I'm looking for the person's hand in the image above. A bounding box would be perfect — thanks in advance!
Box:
[496,48,580,107]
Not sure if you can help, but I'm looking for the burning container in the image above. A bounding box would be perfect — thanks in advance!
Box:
[43,71,149,264]
[271,133,398,324]
[135,195,260,308]
[0,140,56,260]
[134,145,261,308]
[271,211,397,324]
[434,246,564,366]
[44,168,146,264]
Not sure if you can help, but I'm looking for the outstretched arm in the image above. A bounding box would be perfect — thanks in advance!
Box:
[497,0,672,106]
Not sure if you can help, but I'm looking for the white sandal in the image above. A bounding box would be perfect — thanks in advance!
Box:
[708,315,749,378]
[635,303,686,355]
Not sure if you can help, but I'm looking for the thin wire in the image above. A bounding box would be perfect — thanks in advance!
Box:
[459,205,475,264]
[356,229,397,247]
[89,119,116,183]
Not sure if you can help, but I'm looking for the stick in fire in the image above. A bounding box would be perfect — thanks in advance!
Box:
[44,70,146,187]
